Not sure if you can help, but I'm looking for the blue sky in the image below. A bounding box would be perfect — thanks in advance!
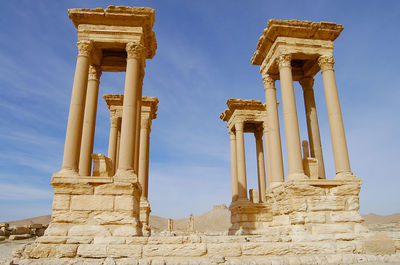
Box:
[0,0,399,221]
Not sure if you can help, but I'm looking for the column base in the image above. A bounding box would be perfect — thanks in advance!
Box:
[286,172,308,181]
[114,169,139,184]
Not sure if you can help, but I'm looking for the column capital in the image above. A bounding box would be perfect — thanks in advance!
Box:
[77,40,94,57]
[88,65,102,81]
[318,55,335,72]
[276,54,292,70]
[299,76,314,91]
[126,42,145,60]
[262,74,275,90]
[235,121,244,131]
[229,130,236,138]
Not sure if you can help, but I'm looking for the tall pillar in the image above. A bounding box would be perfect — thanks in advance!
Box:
[107,114,119,175]
[262,74,284,185]
[134,73,144,173]
[262,124,272,187]
[117,42,144,176]
[277,54,307,180]
[115,124,121,171]
[79,65,102,176]
[235,121,248,200]
[60,40,93,175]
[300,77,326,179]
[318,55,353,178]
[229,131,239,202]
[254,130,266,202]
[138,117,150,201]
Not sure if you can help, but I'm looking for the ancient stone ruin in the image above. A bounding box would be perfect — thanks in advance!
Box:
[13,6,400,265]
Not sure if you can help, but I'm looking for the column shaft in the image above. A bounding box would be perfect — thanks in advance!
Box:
[235,121,248,200]
[263,126,272,187]
[300,77,326,179]
[318,56,352,178]
[61,41,93,174]
[262,74,284,185]
[107,115,118,175]
[277,54,306,180]
[139,117,150,200]
[116,123,121,171]
[134,76,143,173]
[229,131,239,202]
[79,65,101,176]
[117,43,144,173]
[255,131,267,202]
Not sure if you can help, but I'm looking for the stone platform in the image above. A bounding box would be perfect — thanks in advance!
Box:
[13,233,400,264]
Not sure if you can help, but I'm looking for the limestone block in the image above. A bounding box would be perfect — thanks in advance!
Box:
[107,245,142,258]
[53,183,94,195]
[125,237,149,245]
[95,183,135,195]
[66,236,93,244]
[0,236,5,241]
[93,236,126,245]
[9,234,31,240]
[55,244,78,258]
[92,154,113,177]
[336,241,356,253]
[334,233,356,241]
[290,242,335,254]
[115,258,139,265]
[272,215,290,226]
[104,257,117,265]
[303,157,318,179]
[28,243,57,258]
[52,210,89,223]
[289,212,306,224]
[307,196,345,211]
[291,233,333,242]
[44,223,70,236]
[148,237,183,245]
[0,229,4,236]
[37,236,67,244]
[345,196,360,211]
[329,211,363,223]
[241,242,289,256]
[330,184,360,196]
[12,226,31,235]
[283,197,307,213]
[311,224,353,234]
[92,212,135,225]
[68,225,111,237]
[249,189,259,203]
[207,243,241,257]
[35,227,46,236]
[143,244,207,257]
[354,223,369,234]
[0,222,9,228]
[29,224,43,229]
[304,212,326,224]
[112,225,140,237]
[115,195,135,211]
[77,244,107,258]
[284,183,325,196]
[70,195,114,211]
[364,233,396,255]
[52,195,70,210]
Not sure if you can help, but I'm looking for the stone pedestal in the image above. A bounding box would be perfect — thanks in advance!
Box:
[139,200,151,236]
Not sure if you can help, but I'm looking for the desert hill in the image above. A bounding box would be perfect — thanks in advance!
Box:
[4,206,400,230]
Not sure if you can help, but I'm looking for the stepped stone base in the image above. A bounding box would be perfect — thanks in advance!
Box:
[13,234,400,264]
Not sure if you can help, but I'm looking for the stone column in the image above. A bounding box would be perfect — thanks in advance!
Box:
[299,77,326,179]
[254,130,266,202]
[277,54,307,180]
[117,42,144,176]
[235,121,248,200]
[318,55,353,179]
[116,122,121,171]
[79,65,102,176]
[262,124,272,187]
[134,73,144,173]
[107,114,119,175]
[60,40,93,175]
[262,74,284,186]
[139,117,150,201]
[229,131,239,202]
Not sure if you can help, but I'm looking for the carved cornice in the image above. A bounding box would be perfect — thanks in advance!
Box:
[318,55,335,72]
[262,74,275,90]
[126,42,145,60]
[299,77,314,91]
[276,54,292,70]
[77,40,93,57]
[88,65,102,81]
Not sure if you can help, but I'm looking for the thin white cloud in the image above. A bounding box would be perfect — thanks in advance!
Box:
[0,183,52,201]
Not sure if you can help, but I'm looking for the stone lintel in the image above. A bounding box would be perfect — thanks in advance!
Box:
[68,6,157,59]
[104,94,158,120]
[252,19,343,65]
